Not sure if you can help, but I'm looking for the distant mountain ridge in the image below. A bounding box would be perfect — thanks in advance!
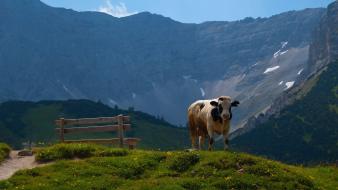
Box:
[0,0,325,127]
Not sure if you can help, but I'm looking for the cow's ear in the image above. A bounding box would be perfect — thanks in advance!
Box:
[210,101,218,107]
[231,100,240,107]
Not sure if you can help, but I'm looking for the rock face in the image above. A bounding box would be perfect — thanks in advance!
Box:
[307,1,338,75]
[232,1,338,137]
[0,0,325,126]
[232,1,338,164]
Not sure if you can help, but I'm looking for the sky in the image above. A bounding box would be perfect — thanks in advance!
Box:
[40,0,334,23]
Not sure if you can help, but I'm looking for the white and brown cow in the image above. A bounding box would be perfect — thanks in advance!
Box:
[188,96,239,150]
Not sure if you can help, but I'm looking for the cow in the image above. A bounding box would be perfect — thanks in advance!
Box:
[188,96,239,151]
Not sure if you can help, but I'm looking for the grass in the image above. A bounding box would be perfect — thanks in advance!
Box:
[0,143,337,190]
[34,143,128,162]
[0,143,11,163]
[293,166,338,190]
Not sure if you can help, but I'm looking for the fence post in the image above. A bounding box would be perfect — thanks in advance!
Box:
[117,115,124,148]
[60,118,65,143]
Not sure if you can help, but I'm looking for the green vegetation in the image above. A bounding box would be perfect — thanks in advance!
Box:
[35,143,128,162]
[1,143,337,190]
[294,166,338,190]
[328,104,338,115]
[0,143,10,163]
[0,100,189,150]
[233,62,338,164]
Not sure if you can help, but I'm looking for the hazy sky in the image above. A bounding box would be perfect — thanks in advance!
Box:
[40,0,334,23]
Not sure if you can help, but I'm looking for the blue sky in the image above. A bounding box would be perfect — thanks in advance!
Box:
[40,0,334,23]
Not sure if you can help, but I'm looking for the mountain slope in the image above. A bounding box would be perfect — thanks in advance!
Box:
[0,100,189,149]
[231,1,338,164]
[0,0,325,126]
[232,61,338,164]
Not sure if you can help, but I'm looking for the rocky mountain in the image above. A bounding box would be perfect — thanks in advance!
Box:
[232,1,338,164]
[0,100,189,149]
[0,0,325,127]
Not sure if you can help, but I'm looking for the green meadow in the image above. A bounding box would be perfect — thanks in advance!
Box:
[0,143,337,190]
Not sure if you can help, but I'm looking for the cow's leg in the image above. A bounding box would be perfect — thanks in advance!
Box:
[223,137,229,150]
[208,134,214,151]
[191,136,197,149]
[198,135,205,150]
[188,117,198,150]
[207,123,214,151]
[223,125,230,151]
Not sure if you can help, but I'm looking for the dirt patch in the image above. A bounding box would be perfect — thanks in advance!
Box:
[0,151,47,180]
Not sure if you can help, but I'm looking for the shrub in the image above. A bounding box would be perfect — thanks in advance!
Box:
[167,152,200,172]
[212,175,261,190]
[0,143,11,162]
[36,143,95,162]
[180,178,204,190]
[96,148,128,157]
[35,143,129,162]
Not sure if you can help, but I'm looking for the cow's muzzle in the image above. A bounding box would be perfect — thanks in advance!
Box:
[222,114,230,120]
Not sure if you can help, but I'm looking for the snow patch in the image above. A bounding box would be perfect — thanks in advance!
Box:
[281,41,288,49]
[183,75,197,83]
[280,50,288,55]
[252,62,259,67]
[273,42,288,58]
[264,66,280,74]
[284,81,295,90]
[274,49,288,58]
[273,50,281,58]
[297,68,304,75]
[108,98,118,106]
[62,84,76,98]
[200,88,206,97]
[183,75,191,80]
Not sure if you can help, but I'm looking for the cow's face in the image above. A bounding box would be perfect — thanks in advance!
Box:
[217,96,232,120]
[210,96,240,121]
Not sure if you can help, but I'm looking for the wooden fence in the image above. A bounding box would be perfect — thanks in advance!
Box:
[55,114,140,149]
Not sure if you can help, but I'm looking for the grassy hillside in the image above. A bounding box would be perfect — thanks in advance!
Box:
[232,61,338,164]
[0,100,189,150]
[0,144,337,190]
[0,143,10,163]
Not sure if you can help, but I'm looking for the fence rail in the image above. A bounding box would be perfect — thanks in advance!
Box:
[55,114,140,149]
[55,116,130,126]
[55,124,131,134]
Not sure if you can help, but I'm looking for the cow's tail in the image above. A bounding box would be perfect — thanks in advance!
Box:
[188,111,197,137]
[188,106,198,149]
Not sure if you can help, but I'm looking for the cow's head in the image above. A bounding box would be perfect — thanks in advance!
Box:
[210,96,240,121]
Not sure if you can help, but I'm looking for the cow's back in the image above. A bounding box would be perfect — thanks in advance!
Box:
[188,100,211,136]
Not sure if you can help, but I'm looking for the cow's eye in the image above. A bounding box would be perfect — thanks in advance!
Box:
[218,105,223,113]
